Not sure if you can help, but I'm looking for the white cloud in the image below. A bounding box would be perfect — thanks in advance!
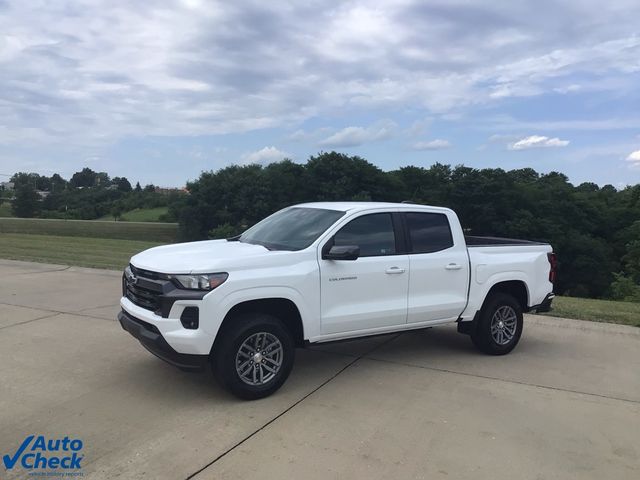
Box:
[509,135,570,150]
[406,118,433,137]
[412,139,452,151]
[488,133,520,142]
[626,150,640,163]
[319,121,395,148]
[286,127,332,142]
[484,115,640,132]
[554,84,582,94]
[287,129,308,141]
[0,0,640,151]
[242,146,287,164]
[1,0,640,175]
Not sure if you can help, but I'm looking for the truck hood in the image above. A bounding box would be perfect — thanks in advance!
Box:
[130,239,272,274]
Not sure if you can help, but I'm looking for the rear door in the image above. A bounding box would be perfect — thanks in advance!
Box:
[404,211,470,323]
[319,212,409,335]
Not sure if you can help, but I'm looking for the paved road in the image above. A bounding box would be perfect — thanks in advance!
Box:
[0,259,638,479]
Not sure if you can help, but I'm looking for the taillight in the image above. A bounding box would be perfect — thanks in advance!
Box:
[547,252,557,284]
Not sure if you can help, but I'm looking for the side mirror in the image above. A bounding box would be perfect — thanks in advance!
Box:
[323,245,360,261]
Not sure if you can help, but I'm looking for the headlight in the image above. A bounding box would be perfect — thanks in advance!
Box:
[171,273,228,291]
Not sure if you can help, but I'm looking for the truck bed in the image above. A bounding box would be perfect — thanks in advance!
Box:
[465,235,548,247]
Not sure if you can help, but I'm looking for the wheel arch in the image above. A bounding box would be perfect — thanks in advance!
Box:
[482,280,529,312]
[215,297,305,349]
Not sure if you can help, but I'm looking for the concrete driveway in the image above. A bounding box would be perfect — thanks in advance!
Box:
[0,259,638,479]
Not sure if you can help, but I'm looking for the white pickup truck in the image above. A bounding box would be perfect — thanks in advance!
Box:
[119,202,556,399]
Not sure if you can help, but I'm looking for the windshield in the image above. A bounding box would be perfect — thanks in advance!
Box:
[239,207,344,251]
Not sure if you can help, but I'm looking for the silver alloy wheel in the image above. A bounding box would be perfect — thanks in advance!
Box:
[490,305,517,345]
[235,332,283,386]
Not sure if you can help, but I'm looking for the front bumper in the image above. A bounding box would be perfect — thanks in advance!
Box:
[120,296,216,355]
[118,310,208,372]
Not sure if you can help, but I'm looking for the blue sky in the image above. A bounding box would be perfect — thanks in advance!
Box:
[1,0,640,187]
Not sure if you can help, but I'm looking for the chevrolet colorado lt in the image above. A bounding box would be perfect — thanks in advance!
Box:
[119,202,556,399]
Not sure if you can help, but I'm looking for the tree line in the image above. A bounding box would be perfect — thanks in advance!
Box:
[173,152,640,302]
[4,152,640,302]
[4,168,180,221]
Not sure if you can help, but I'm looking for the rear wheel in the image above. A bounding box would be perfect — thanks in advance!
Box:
[470,293,523,355]
[212,313,295,400]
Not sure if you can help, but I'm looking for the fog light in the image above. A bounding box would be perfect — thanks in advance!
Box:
[180,307,199,330]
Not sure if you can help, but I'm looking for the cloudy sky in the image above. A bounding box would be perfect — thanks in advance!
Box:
[1,0,640,187]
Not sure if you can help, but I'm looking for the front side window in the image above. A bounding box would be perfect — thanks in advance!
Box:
[333,213,396,257]
[406,212,453,253]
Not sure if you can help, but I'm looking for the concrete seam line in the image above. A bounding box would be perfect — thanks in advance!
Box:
[0,301,116,322]
[12,266,71,276]
[76,303,119,312]
[0,312,62,330]
[0,301,60,314]
[364,356,640,406]
[66,312,120,322]
[307,348,360,358]
[184,333,402,480]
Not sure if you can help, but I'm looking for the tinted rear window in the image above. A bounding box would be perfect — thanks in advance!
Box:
[406,212,453,253]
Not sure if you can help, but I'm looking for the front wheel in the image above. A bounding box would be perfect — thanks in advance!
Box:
[470,293,523,355]
[212,313,295,400]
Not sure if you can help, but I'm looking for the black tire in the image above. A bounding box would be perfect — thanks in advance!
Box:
[470,293,523,355]
[212,313,295,400]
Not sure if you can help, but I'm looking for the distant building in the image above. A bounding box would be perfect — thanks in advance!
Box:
[1,181,14,191]
[154,186,189,195]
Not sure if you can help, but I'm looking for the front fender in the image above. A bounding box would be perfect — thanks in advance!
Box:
[203,286,316,343]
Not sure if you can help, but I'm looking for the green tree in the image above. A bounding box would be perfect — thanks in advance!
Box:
[12,183,40,217]
[50,173,67,193]
[95,172,110,187]
[112,177,132,192]
[609,273,640,302]
[304,151,397,202]
[70,168,98,188]
[620,221,640,283]
[111,201,125,221]
[208,223,240,239]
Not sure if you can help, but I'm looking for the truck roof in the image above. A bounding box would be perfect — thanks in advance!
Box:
[294,201,450,213]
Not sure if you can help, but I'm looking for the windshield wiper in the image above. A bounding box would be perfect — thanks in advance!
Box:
[226,235,241,242]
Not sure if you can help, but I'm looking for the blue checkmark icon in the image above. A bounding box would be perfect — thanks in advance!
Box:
[3,435,34,469]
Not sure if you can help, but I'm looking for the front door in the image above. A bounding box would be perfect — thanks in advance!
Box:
[320,213,409,335]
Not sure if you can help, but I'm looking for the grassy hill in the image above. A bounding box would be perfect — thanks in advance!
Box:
[0,202,12,217]
[0,233,161,270]
[99,206,169,222]
[549,296,640,327]
[0,217,177,242]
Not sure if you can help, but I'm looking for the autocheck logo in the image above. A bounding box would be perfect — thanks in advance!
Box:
[3,435,84,475]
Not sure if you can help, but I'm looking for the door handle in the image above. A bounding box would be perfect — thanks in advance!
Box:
[385,267,406,274]
[445,263,463,270]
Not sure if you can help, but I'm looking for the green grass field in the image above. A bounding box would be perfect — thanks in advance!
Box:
[0,233,163,270]
[0,202,12,217]
[548,295,640,327]
[0,217,177,242]
[99,206,169,222]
